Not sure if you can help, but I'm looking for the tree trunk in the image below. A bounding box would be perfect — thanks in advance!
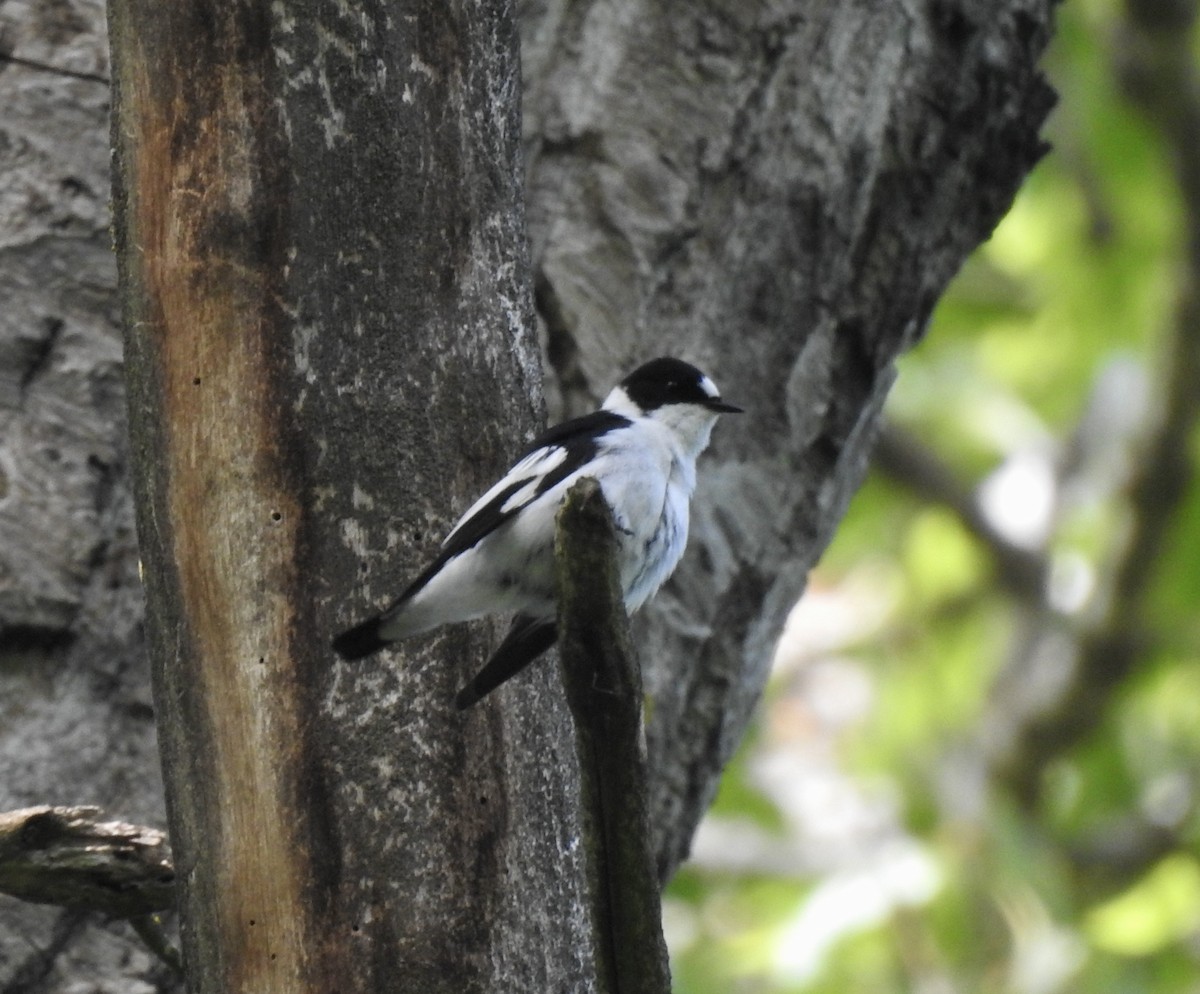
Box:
[107,0,599,991]
[519,0,1056,877]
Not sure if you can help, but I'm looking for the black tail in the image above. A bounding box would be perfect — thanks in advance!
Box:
[454,616,557,709]
[331,616,391,660]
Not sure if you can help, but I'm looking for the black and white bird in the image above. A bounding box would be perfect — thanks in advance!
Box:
[331,357,741,709]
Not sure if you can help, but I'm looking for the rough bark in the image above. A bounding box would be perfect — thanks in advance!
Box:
[0,0,171,989]
[107,0,596,991]
[519,0,1057,878]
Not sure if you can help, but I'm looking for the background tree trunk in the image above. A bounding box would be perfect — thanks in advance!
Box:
[0,0,169,989]
[0,0,1054,990]
[519,0,1056,878]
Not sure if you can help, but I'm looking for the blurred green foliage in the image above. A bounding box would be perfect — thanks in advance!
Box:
[666,2,1200,991]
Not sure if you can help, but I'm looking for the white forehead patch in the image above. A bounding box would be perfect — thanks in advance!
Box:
[699,375,720,399]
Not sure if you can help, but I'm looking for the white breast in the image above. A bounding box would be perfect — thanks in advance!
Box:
[595,420,697,613]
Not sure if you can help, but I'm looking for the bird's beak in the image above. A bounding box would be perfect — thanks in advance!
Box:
[706,399,743,414]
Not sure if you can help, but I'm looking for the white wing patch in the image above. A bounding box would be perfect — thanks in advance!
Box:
[511,444,568,479]
[442,445,568,546]
[501,478,542,514]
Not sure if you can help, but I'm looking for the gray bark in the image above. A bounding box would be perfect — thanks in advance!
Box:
[520,0,1056,877]
[0,0,171,989]
[0,0,1055,989]
[107,0,601,991]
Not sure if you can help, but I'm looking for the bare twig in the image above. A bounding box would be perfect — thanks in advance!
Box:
[129,913,184,975]
[0,806,174,916]
[0,50,109,85]
[873,421,1051,603]
[0,806,181,974]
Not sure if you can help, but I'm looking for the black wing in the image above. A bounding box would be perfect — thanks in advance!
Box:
[454,615,558,709]
[514,409,631,462]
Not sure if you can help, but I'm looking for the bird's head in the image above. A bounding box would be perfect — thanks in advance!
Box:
[603,357,742,457]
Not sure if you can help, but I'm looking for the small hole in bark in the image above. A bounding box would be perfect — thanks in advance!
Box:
[270,510,283,522]
[193,376,201,385]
